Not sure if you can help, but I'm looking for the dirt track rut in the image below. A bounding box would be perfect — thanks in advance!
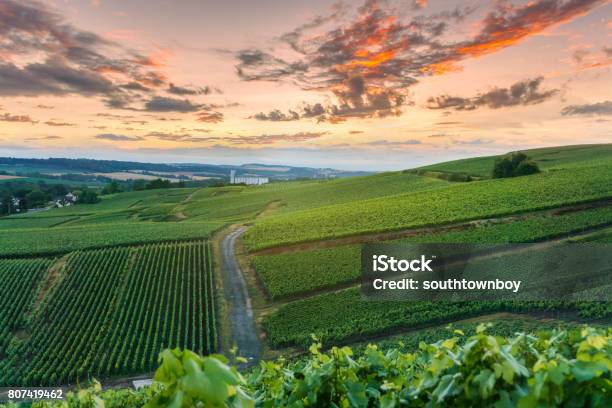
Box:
[220,227,261,365]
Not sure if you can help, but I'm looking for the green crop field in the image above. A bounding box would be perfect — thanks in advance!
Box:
[0,216,80,230]
[250,205,612,299]
[0,241,216,386]
[252,245,361,299]
[181,172,450,222]
[0,221,222,257]
[418,144,612,177]
[0,258,54,356]
[261,287,590,348]
[0,143,610,391]
[245,164,612,250]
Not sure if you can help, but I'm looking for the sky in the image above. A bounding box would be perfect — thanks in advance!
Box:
[0,0,610,170]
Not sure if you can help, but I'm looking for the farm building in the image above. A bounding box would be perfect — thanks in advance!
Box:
[229,170,269,185]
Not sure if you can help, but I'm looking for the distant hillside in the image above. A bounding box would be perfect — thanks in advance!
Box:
[416,144,612,178]
[0,157,371,181]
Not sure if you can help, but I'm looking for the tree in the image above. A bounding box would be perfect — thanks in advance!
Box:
[0,192,13,215]
[102,180,121,195]
[145,178,172,190]
[492,152,540,178]
[78,190,99,204]
[132,180,146,191]
[25,189,48,208]
[514,160,540,176]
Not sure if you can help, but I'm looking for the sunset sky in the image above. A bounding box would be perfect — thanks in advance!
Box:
[0,0,610,170]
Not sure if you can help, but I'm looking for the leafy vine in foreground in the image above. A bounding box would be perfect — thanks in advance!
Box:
[3,325,610,407]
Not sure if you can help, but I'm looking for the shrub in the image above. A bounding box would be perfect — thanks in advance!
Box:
[493,152,540,178]
[7,326,608,407]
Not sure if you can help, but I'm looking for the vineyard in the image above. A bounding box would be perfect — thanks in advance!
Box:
[0,259,53,357]
[0,241,216,386]
[0,144,610,394]
[250,204,612,299]
[244,164,612,250]
[3,325,608,407]
[417,143,612,177]
[0,221,222,257]
[262,287,609,348]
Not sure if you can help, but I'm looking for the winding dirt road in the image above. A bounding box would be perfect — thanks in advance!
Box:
[220,227,261,365]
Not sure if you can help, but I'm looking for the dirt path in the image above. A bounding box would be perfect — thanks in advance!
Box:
[220,227,261,365]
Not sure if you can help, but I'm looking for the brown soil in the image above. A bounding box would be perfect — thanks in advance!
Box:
[33,254,70,309]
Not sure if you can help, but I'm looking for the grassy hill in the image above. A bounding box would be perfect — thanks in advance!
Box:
[0,144,610,390]
[417,144,612,178]
[244,164,612,250]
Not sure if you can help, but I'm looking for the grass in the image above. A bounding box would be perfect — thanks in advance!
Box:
[417,144,612,178]
[182,172,450,223]
[244,165,612,250]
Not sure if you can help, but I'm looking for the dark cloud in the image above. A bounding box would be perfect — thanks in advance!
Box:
[120,82,152,92]
[349,130,364,134]
[561,100,612,116]
[0,0,222,114]
[0,113,38,124]
[95,133,144,141]
[144,96,203,112]
[235,0,604,121]
[251,76,407,123]
[167,83,217,96]
[251,109,300,121]
[44,120,76,127]
[427,77,559,110]
[36,104,54,109]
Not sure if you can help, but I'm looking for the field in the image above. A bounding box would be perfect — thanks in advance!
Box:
[244,164,612,250]
[417,144,612,177]
[261,287,590,348]
[250,205,612,299]
[0,144,610,389]
[0,241,216,386]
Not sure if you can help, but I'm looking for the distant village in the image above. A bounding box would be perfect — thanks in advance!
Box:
[1,192,79,215]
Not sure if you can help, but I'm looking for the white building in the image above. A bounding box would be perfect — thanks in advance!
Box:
[229,170,269,185]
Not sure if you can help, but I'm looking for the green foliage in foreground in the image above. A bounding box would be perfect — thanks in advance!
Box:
[5,326,610,407]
